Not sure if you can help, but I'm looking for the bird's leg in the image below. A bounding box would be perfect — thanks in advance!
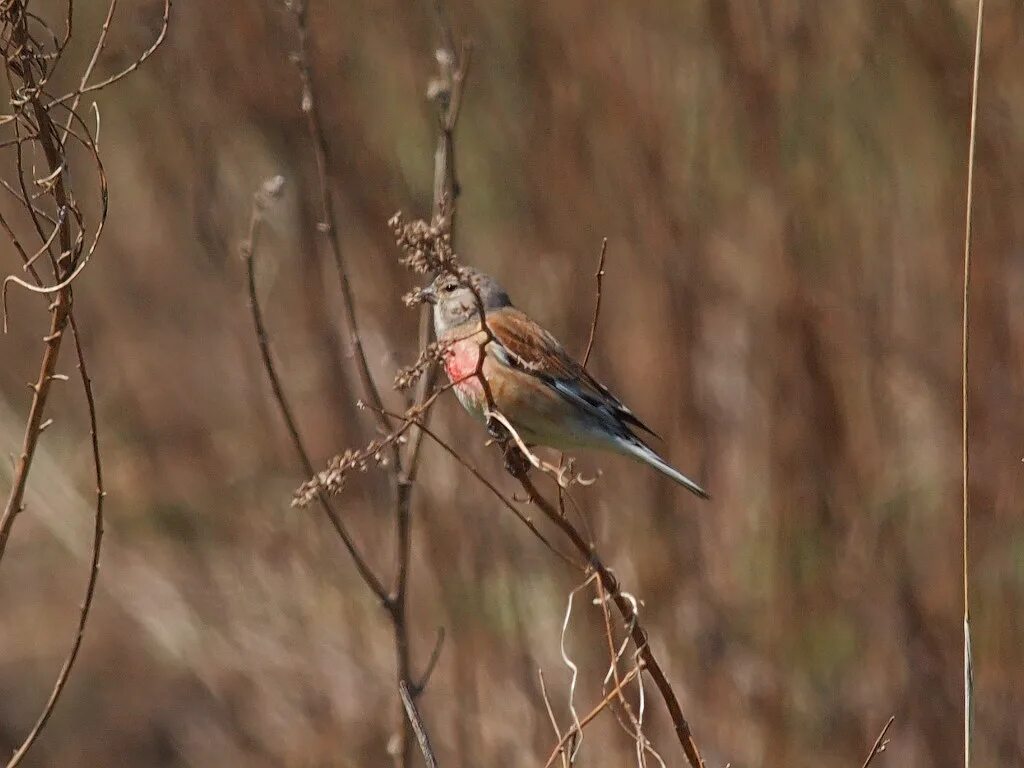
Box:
[485,414,509,442]
[501,439,531,478]
[485,414,530,477]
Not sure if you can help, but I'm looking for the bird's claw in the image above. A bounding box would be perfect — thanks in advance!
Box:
[502,442,531,478]
[485,415,509,442]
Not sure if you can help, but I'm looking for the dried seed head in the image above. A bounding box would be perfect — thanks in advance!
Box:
[402,287,430,308]
[391,211,458,275]
[393,341,449,391]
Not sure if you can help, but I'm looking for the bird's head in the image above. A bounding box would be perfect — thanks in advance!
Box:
[422,267,511,334]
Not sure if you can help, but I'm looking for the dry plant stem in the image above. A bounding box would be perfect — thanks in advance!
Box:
[511,469,705,768]
[42,0,171,111]
[5,316,105,768]
[581,237,608,369]
[595,573,641,730]
[860,715,895,768]
[286,5,453,765]
[543,663,645,768]
[372,403,582,569]
[388,9,469,761]
[0,0,170,132]
[242,186,388,602]
[400,681,438,768]
[538,670,572,768]
[404,15,472,476]
[0,5,75,564]
[596,578,665,767]
[388,477,416,768]
[961,3,983,767]
[413,627,446,695]
[289,0,390,442]
[0,0,135,758]
[0,300,70,560]
[57,0,119,142]
[558,237,608,517]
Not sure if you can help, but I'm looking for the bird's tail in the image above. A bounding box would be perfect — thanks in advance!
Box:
[619,437,710,500]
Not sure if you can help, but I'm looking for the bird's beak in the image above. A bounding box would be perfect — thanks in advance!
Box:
[420,284,438,304]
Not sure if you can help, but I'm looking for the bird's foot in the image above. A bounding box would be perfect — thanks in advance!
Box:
[485,413,532,477]
[485,414,509,442]
[502,441,531,478]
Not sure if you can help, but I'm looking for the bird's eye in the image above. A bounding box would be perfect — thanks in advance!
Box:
[442,281,458,294]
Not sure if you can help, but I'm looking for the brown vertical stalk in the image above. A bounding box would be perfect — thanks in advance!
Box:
[276,4,471,765]
[5,316,105,768]
[404,5,471,476]
[0,4,75,563]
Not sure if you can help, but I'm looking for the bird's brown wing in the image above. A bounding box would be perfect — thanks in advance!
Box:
[484,307,658,438]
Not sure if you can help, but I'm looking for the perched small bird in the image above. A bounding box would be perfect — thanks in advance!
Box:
[422,268,709,499]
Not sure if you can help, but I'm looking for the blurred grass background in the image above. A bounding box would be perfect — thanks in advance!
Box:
[1,0,1023,765]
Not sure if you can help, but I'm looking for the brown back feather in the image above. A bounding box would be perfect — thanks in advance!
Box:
[485,307,659,438]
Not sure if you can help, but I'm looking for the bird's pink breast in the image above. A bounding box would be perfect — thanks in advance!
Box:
[444,337,485,394]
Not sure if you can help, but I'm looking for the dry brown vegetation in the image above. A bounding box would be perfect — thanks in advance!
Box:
[1,1,1023,766]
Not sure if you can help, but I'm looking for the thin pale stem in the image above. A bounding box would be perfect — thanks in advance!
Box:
[961,3,984,767]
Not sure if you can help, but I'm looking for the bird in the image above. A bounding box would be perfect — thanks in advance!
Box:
[421,267,709,499]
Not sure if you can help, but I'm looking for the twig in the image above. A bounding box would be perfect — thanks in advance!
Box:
[386,12,471,766]
[511,469,705,768]
[581,237,608,368]
[288,0,391,442]
[403,7,472,479]
[543,663,645,768]
[0,1,140,760]
[370,403,580,568]
[4,316,104,768]
[596,573,665,768]
[559,236,608,519]
[559,575,597,762]
[58,0,117,143]
[595,574,637,726]
[860,715,895,768]
[282,6,465,766]
[412,627,445,696]
[539,670,571,768]
[242,175,388,603]
[961,3,983,767]
[480,222,702,765]
[0,3,77,564]
[41,0,172,114]
[399,681,438,768]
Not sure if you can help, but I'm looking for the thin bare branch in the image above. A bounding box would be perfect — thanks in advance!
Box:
[371,403,581,568]
[581,237,608,368]
[43,0,171,110]
[412,626,445,696]
[595,574,638,728]
[543,663,645,768]
[539,670,571,768]
[961,4,983,766]
[860,716,895,768]
[511,468,705,768]
[242,175,389,603]
[287,0,391,442]
[0,4,77,564]
[280,7,468,766]
[4,315,105,768]
[0,1,140,759]
[403,12,473,480]
[399,681,438,768]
